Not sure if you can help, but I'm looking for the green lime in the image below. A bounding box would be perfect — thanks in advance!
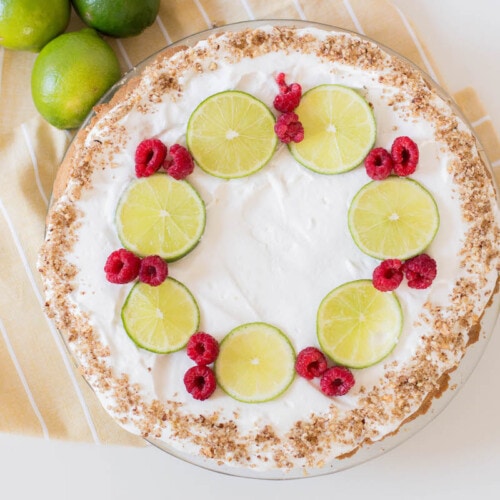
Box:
[122,278,199,354]
[116,174,206,262]
[348,177,440,260]
[0,0,70,52]
[72,0,160,38]
[215,323,296,403]
[186,91,278,179]
[317,280,403,369]
[31,28,121,129]
[289,84,376,174]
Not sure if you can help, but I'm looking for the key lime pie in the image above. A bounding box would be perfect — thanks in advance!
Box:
[39,22,500,476]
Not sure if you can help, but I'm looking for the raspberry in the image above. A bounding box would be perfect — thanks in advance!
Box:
[135,138,168,178]
[165,144,195,180]
[104,249,141,284]
[372,259,404,292]
[183,365,217,400]
[274,112,304,143]
[187,332,219,365]
[403,253,437,289]
[364,147,393,180]
[391,136,419,176]
[275,72,289,93]
[320,366,355,397]
[273,72,302,113]
[295,347,328,380]
[138,255,168,286]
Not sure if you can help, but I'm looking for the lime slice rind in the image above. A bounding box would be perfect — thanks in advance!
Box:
[121,277,200,354]
[348,177,440,260]
[186,90,278,179]
[116,174,206,262]
[289,84,376,175]
[317,280,403,369]
[215,322,296,403]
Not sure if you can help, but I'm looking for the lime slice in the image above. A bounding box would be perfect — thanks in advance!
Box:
[186,90,278,179]
[317,280,402,368]
[215,322,296,403]
[116,174,205,261]
[348,177,440,260]
[121,277,199,353]
[289,84,376,174]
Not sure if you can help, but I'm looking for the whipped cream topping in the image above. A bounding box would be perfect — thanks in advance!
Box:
[41,26,500,472]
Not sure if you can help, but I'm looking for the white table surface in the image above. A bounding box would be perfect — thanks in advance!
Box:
[1,1,499,498]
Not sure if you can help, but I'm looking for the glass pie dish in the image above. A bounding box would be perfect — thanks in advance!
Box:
[46,20,500,479]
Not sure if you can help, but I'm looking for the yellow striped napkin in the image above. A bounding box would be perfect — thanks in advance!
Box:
[0,0,498,446]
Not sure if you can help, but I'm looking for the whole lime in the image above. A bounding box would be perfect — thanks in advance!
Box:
[0,0,70,52]
[31,28,121,129]
[72,0,160,38]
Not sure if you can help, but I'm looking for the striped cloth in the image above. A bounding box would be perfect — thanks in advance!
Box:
[0,0,499,446]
